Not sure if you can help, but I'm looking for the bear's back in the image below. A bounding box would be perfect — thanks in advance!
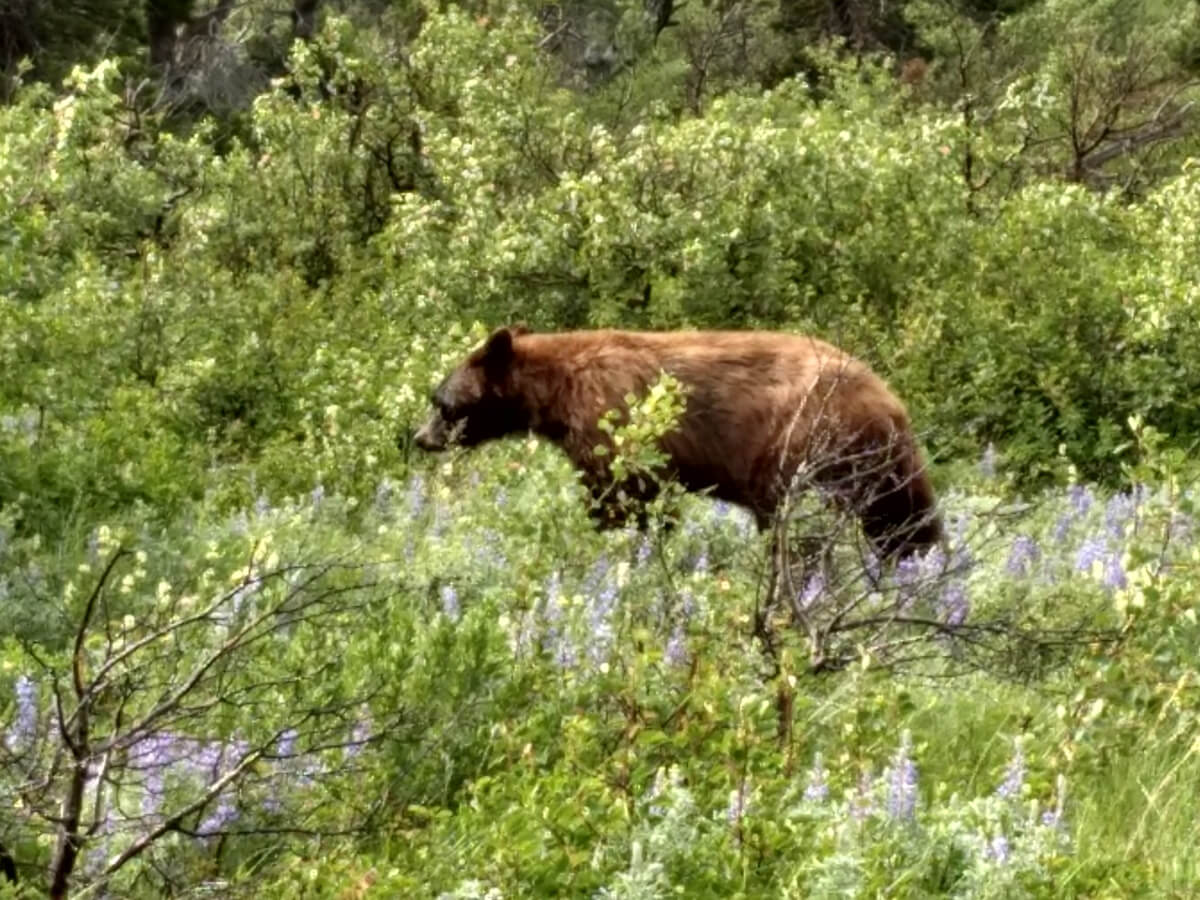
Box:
[521,329,899,431]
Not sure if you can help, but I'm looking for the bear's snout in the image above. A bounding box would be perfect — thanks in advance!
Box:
[413,414,448,452]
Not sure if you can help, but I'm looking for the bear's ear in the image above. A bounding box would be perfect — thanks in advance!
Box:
[480,326,518,373]
[510,322,531,337]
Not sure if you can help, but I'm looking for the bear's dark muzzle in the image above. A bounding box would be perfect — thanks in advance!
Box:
[413,414,449,452]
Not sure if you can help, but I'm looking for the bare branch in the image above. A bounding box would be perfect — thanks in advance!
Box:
[100,746,264,875]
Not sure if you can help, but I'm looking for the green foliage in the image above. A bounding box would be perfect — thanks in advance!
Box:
[5,1,1200,896]
[593,371,690,524]
[3,4,1200,541]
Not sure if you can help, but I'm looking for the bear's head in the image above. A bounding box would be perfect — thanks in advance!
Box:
[413,326,530,452]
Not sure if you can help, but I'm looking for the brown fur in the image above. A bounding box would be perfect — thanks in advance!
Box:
[414,327,942,558]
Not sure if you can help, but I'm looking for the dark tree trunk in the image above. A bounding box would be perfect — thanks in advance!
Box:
[292,0,321,40]
[183,0,235,41]
[1,841,16,884]
[146,0,194,71]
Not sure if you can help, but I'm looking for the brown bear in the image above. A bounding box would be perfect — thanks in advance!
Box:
[413,327,942,558]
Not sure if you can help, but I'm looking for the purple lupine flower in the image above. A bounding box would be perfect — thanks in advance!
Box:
[254,494,272,518]
[310,483,325,508]
[803,754,829,803]
[583,555,614,601]
[646,766,685,818]
[863,548,883,584]
[886,732,919,821]
[345,717,372,758]
[979,443,998,478]
[733,510,756,539]
[6,675,37,751]
[950,536,974,575]
[82,808,115,878]
[440,584,460,621]
[541,573,576,667]
[1005,535,1040,578]
[230,574,259,618]
[692,550,709,574]
[938,581,969,626]
[198,792,238,835]
[1041,773,1068,829]
[143,766,165,819]
[375,477,394,512]
[406,474,426,516]
[266,730,299,808]
[1074,536,1107,573]
[646,767,668,817]
[678,588,697,620]
[636,536,652,566]
[131,732,177,818]
[727,778,751,826]
[277,729,298,759]
[228,737,251,763]
[996,743,1025,799]
[129,732,175,769]
[590,581,618,633]
[477,528,507,569]
[191,739,226,780]
[950,512,969,546]
[985,833,1011,864]
[798,573,824,610]
[922,545,948,577]
[895,553,923,610]
[509,612,536,657]
[665,624,688,666]
[713,500,731,519]
[263,784,285,816]
[0,409,37,444]
[1104,492,1134,539]
[588,624,616,668]
[285,743,323,792]
[545,571,563,610]
[590,575,619,621]
[1052,513,1074,545]
[552,633,578,669]
[1169,512,1194,546]
[87,529,101,564]
[1068,484,1095,517]
[1102,553,1127,592]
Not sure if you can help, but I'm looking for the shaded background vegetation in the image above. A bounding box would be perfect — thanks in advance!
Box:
[4,0,1200,896]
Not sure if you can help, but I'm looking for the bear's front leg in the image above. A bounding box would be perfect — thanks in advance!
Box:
[585,476,661,531]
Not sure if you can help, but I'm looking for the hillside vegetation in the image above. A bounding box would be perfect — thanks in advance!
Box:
[3,0,1200,896]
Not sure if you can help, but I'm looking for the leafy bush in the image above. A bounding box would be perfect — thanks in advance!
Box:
[5,3,1200,896]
